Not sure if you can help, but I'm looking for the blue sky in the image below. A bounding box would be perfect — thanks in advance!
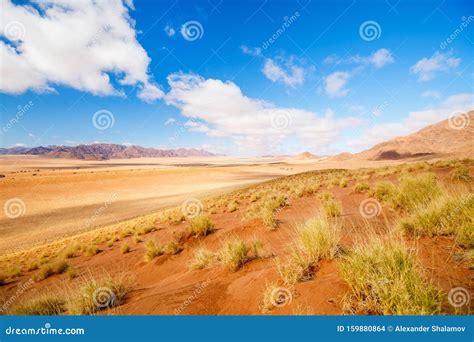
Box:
[0,0,473,155]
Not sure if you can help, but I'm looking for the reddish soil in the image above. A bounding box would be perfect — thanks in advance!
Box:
[0,166,472,315]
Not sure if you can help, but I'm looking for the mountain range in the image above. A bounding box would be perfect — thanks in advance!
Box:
[0,144,216,160]
[1,111,472,161]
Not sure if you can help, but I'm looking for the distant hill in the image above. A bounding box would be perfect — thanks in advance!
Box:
[0,143,216,160]
[292,151,321,160]
[357,111,473,160]
[327,111,473,162]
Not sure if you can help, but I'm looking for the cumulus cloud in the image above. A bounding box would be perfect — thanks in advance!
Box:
[369,48,394,68]
[410,51,461,82]
[262,58,305,87]
[348,93,474,150]
[164,73,358,153]
[324,71,351,97]
[0,0,163,101]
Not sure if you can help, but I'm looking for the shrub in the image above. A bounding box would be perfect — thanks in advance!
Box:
[296,217,341,262]
[321,198,342,218]
[339,178,349,188]
[219,239,250,272]
[165,240,182,255]
[227,200,239,212]
[340,241,441,315]
[85,246,100,256]
[63,245,80,259]
[35,260,69,281]
[189,248,215,270]
[277,216,340,286]
[68,275,130,315]
[8,296,66,315]
[450,163,471,182]
[144,239,163,262]
[399,194,474,248]
[370,181,397,203]
[189,216,215,237]
[353,182,370,193]
[120,243,130,254]
[392,173,441,211]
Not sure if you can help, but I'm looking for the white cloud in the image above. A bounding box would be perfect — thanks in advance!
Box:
[262,58,305,87]
[369,48,394,68]
[421,90,441,99]
[410,51,461,82]
[324,48,394,69]
[324,71,351,97]
[0,0,163,101]
[164,117,176,125]
[240,45,262,57]
[164,25,176,37]
[348,93,474,150]
[164,73,358,153]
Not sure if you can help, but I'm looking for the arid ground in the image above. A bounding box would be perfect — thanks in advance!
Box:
[0,155,407,253]
[0,157,472,316]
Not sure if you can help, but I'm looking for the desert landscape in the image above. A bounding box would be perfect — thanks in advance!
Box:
[0,113,472,315]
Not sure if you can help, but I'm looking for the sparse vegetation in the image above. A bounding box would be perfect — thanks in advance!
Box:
[144,239,163,262]
[450,163,471,182]
[340,240,441,315]
[35,260,70,281]
[121,242,131,254]
[165,240,182,255]
[189,216,215,237]
[277,216,340,286]
[68,275,130,315]
[8,296,67,315]
[353,182,370,193]
[399,193,473,248]
[189,248,215,270]
[218,238,263,272]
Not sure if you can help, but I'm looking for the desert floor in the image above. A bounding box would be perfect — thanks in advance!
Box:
[0,155,437,254]
[0,157,471,316]
[0,155,346,254]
